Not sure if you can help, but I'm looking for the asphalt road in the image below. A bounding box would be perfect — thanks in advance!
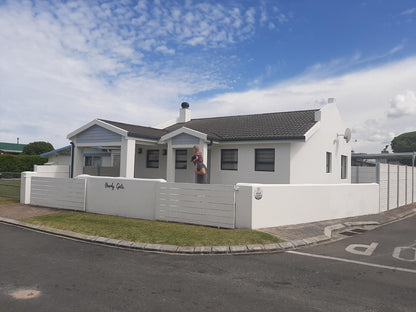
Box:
[0,216,415,312]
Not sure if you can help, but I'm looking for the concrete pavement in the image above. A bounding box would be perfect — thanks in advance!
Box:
[0,202,415,255]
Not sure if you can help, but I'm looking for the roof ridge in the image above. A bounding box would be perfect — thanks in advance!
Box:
[186,108,320,122]
[98,119,164,131]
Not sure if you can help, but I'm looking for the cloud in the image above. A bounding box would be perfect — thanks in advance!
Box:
[1,0,293,147]
[195,56,416,153]
[401,8,416,16]
[387,90,416,118]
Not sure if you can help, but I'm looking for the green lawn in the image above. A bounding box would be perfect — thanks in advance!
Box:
[22,211,281,246]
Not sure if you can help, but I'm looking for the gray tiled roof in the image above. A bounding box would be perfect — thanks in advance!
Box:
[100,109,319,142]
[165,109,319,141]
[99,119,168,140]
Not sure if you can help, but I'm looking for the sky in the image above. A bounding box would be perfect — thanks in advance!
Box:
[1,0,416,153]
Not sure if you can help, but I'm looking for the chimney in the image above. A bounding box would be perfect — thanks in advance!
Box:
[178,102,191,123]
[328,97,336,104]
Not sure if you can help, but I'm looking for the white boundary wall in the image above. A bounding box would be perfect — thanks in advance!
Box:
[81,175,164,220]
[235,183,379,229]
[33,165,69,178]
[352,164,416,211]
[22,175,380,229]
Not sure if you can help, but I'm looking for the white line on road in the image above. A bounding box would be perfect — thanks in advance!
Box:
[287,250,416,274]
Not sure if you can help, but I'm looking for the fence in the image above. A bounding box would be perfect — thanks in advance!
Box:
[21,174,379,229]
[0,179,20,200]
[352,163,416,211]
[31,177,86,211]
[157,183,236,228]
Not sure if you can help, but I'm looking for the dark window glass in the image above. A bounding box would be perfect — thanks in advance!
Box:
[85,156,101,167]
[326,152,332,173]
[175,149,187,169]
[221,149,238,170]
[341,155,348,179]
[147,150,159,168]
[255,149,275,172]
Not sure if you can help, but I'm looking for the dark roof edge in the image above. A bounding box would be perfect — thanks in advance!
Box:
[127,132,161,141]
[211,136,306,142]
[183,108,320,123]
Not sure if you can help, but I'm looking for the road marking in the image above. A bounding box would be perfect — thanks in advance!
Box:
[287,250,416,274]
[345,242,378,256]
[392,242,416,262]
[9,289,41,299]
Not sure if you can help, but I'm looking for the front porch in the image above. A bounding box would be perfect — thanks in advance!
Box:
[68,119,210,183]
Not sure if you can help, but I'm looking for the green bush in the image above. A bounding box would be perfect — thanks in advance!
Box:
[0,155,48,173]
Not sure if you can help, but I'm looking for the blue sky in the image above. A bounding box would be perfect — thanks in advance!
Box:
[1,0,416,153]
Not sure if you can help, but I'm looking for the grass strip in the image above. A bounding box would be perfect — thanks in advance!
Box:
[0,197,19,205]
[22,211,281,246]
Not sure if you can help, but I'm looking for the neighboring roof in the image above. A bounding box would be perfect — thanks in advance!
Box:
[98,119,168,141]
[164,109,319,141]
[0,142,26,153]
[82,109,319,143]
[40,145,71,157]
[352,152,416,160]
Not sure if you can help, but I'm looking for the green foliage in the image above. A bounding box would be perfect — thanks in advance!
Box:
[391,131,416,166]
[0,155,48,172]
[391,131,416,153]
[22,141,54,155]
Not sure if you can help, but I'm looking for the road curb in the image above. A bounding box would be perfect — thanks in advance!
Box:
[2,207,415,255]
[0,217,330,255]
[324,221,380,238]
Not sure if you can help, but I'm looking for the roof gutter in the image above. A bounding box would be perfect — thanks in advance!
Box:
[70,142,75,178]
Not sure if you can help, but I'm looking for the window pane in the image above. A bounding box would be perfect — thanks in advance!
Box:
[326,152,332,173]
[175,149,187,169]
[221,149,238,170]
[147,150,159,168]
[341,155,347,179]
[255,149,275,172]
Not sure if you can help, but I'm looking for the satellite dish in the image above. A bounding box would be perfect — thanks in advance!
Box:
[344,128,351,143]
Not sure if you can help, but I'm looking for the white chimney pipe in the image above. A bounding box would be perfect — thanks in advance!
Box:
[178,102,191,123]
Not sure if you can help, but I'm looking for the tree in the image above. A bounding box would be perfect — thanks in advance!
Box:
[22,141,54,155]
[391,131,416,153]
[391,131,416,166]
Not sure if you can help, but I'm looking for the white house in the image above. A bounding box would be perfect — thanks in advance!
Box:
[63,99,351,184]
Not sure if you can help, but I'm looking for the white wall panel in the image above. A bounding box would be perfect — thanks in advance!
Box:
[157,183,235,228]
[31,177,85,211]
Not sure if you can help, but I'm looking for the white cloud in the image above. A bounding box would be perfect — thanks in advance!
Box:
[401,8,416,15]
[195,56,416,153]
[387,90,416,118]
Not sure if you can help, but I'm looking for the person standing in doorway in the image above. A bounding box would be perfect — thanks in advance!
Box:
[192,145,207,184]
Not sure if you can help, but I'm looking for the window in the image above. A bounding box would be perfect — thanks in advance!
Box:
[326,152,332,173]
[221,149,238,170]
[175,149,187,169]
[341,155,348,179]
[146,150,159,168]
[85,156,101,167]
[255,149,275,172]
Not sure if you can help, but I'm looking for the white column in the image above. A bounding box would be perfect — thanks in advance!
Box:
[20,171,37,204]
[120,138,136,178]
[73,145,84,177]
[166,141,175,182]
[199,139,208,166]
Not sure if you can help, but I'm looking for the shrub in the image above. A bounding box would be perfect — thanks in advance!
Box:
[0,155,48,173]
